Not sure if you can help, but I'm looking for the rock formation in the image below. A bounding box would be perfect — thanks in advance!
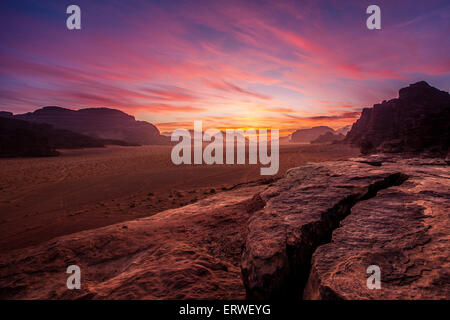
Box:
[0,181,268,299]
[12,106,169,145]
[0,116,105,157]
[345,81,450,155]
[335,125,352,136]
[290,126,334,143]
[310,132,345,144]
[241,156,449,300]
[303,158,450,299]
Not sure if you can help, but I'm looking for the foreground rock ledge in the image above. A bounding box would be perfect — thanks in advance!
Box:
[0,157,448,300]
[241,157,449,300]
[303,158,450,299]
[0,182,267,299]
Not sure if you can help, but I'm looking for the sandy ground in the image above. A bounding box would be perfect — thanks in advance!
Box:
[0,143,359,253]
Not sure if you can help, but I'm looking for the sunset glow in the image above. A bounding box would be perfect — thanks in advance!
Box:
[1,0,449,135]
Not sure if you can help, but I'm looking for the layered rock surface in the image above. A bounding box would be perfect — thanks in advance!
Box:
[303,158,450,299]
[241,157,449,300]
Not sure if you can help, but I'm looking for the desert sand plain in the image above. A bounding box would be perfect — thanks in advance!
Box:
[0,143,359,253]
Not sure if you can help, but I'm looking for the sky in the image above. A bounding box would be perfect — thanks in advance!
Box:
[0,0,449,135]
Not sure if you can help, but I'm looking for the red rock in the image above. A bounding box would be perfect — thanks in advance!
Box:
[291,126,334,143]
[0,183,267,299]
[241,157,448,300]
[241,161,407,299]
[345,81,450,155]
[13,106,169,145]
[304,158,450,299]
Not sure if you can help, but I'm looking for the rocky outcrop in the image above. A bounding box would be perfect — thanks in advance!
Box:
[304,158,450,299]
[335,125,352,136]
[0,182,269,299]
[241,157,449,300]
[0,116,104,157]
[0,112,13,118]
[290,126,334,143]
[345,81,450,155]
[12,106,169,145]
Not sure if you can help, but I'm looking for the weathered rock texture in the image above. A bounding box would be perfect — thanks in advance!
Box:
[241,157,449,300]
[0,182,268,299]
[345,81,450,155]
[303,158,450,299]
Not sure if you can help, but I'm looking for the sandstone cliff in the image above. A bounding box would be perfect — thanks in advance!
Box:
[11,106,169,145]
[0,116,105,157]
[345,81,450,155]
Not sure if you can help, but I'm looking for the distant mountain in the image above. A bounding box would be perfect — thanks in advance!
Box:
[170,129,249,144]
[345,81,450,155]
[0,116,105,157]
[335,125,352,136]
[13,106,169,145]
[290,126,334,143]
[311,131,345,144]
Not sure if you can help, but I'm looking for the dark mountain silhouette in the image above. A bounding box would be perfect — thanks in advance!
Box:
[0,116,106,157]
[13,106,169,145]
[311,131,345,144]
[290,126,334,143]
[345,81,450,155]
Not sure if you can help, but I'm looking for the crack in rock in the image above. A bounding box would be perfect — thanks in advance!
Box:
[241,161,408,300]
[303,160,449,299]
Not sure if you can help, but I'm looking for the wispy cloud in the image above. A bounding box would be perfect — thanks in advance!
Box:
[0,0,449,133]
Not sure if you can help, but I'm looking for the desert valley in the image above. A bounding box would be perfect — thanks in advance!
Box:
[0,81,448,299]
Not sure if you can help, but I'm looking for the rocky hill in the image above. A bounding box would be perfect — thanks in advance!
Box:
[291,125,351,143]
[11,106,169,145]
[335,125,352,136]
[310,132,345,144]
[290,126,334,143]
[345,81,450,155]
